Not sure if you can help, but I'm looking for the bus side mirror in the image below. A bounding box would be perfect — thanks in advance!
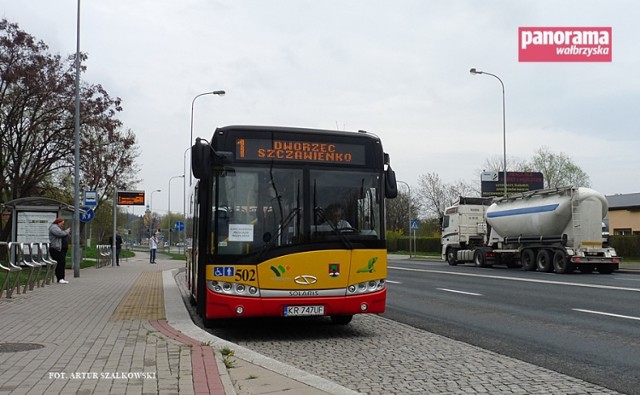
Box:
[191,139,211,180]
[192,138,234,179]
[385,167,398,199]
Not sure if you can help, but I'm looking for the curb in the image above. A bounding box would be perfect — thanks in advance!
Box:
[161,269,359,395]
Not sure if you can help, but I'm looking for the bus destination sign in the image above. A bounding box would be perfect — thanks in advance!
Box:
[236,138,366,165]
[117,191,145,206]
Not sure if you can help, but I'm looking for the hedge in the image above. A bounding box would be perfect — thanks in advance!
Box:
[386,235,640,259]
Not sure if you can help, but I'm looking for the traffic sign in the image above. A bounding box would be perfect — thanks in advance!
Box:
[79,208,95,223]
[84,191,98,207]
[174,221,185,232]
[410,219,420,230]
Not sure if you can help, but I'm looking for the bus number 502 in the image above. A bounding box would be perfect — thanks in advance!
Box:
[235,269,256,282]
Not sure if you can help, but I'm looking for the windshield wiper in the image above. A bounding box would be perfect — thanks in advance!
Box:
[256,207,302,260]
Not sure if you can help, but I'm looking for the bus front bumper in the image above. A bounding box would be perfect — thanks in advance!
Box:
[205,289,386,320]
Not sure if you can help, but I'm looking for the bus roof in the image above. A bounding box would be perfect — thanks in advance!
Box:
[212,125,381,142]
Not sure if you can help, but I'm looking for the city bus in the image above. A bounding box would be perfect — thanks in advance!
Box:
[187,125,397,326]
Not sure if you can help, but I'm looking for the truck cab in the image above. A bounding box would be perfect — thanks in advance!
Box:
[441,197,492,265]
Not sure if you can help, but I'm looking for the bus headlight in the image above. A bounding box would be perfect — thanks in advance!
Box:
[346,279,386,295]
[207,281,260,297]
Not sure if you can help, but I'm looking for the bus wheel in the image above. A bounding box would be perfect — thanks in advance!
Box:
[446,249,458,266]
[521,249,536,271]
[330,315,353,325]
[536,249,554,272]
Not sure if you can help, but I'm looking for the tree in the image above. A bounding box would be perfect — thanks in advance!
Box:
[416,172,475,222]
[525,146,590,189]
[385,189,420,233]
[0,19,140,241]
[1,19,76,201]
[478,155,528,175]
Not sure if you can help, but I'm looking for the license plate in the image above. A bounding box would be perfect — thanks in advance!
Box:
[284,305,324,317]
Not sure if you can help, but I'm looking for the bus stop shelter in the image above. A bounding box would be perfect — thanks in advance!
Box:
[1,197,78,244]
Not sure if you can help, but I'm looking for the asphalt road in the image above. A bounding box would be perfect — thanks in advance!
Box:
[384,258,640,394]
[187,257,631,394]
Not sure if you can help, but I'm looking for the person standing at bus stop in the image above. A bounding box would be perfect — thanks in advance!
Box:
[149,232,158,264]
[49,217,71,284]
[109,233,123,266]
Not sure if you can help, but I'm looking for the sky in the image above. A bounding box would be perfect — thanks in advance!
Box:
[2,0,638,217]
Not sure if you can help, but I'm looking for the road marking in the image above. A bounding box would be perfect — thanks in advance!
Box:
[437,288,482,296]
[388,266,640,293]
[573,309,640,322]
[386,280,402,284]
[615,277,640,282]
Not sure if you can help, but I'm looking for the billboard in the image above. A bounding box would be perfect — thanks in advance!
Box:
[481,171,544,197]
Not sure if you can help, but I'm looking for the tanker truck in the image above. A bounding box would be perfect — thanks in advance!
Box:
[441,186,620,274]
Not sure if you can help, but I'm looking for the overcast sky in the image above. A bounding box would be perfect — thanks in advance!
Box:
[2,1,638,216]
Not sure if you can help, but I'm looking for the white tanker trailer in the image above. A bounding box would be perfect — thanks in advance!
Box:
[441,186,620,274]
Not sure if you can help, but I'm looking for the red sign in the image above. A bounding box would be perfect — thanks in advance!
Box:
[518,27,612,62]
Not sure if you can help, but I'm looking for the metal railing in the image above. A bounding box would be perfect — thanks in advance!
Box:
[96,245,113,268]
[0,241,59,298]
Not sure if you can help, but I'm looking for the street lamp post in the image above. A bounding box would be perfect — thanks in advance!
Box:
[168,175,184,252]
[397,180,413,258]
[149,189,161,238]
[189,90,225,186]
[470,68,507,197]
[72,0,81,277]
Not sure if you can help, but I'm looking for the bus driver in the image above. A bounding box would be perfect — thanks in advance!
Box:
[324,203,352,229]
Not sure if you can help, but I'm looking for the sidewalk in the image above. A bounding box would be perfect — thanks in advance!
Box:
[0,254,354,395]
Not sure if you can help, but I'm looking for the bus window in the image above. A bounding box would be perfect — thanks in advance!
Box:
[213,168,303,255]
[311,170,381,239]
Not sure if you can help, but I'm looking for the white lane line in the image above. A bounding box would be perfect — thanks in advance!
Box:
[437,288,482,296]
[386,280,402,284]
[573,308,640,322]
[388,266,640,293]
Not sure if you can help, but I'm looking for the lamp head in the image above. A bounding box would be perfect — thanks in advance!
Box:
[470,68,482,75]
[213,90,225,96]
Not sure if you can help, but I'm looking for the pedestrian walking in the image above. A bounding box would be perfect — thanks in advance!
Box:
[149,233,158,263]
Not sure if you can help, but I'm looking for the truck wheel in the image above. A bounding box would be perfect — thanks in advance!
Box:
[553,251,575,274]
[446,249,458,266]
[536,249,553,272]
[521,249,536,271]
[474,250,487,268]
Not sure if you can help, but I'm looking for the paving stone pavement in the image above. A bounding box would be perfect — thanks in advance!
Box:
[0,252,629,395]
[0,255,206,395]
[0,253,351,395]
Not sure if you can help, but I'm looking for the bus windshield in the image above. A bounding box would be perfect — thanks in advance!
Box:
[211,167,382,256]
